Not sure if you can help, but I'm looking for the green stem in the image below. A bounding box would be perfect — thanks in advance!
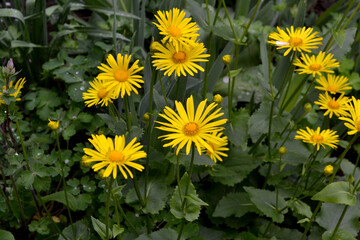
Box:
[275,155,282,210]
[226,65,232,120]
[10,175,26,226]
[238,0,261,44]
[222,0,238,42]
[109,102,120,120]
[202,32,212,99]
[230,45,240,114]
[111,191,121,231]
[176,155,183,201]
[112,193,139,235]
[205,0,210,25]
[300,202,322,240]
[330,205,350,240]
[124,95,132,131]
[158,72,170,106]
[105,178,114,240]
[55,131,75,240]
[112,0,118,54]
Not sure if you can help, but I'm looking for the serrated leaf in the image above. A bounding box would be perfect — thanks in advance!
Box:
[312,181,356,206]
[20,170,35,189]
[244,187,287,223]
[213,192,258,218]
[134,228,178,240]
[331,29,346,48]
[59,220,89,240]
[42,191,91,211]
[143,178,170,214]
[224,109,249,149]
[170,173,205,221]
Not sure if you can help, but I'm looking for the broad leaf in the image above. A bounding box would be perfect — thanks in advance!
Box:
[0,230,15,240]
[91,216,111,240]
[42,191,91,211]
[312,181,356,206]
[134,228,179,240]
[59,220,89,240]
[213,192,258,218]
[224,109,249,149]
[287,199,312,218]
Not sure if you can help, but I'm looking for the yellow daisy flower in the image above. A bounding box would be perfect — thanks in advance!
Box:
[293,51,339,77]
[268,26,323,56]
[314,92,350,118]
[48,119,60,131]
[153,8,199,51]
[82,78,116,107]
[295,127,339,150]
[156,95,227,155]
[315,74,352,94]
[202,132,229,163]
[152,41,210,78]
[83,135,146,179]
[339,97,360,135]
[97,53,144,98]
[0,78,26,105]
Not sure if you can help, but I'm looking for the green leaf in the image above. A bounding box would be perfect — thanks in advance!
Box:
[322,229,356,240]
[330,28,357,61]
[331,29,346,48]
[170,173,206,221]
[59,220,90,240]
[11,40,43,48]
[293,0,306,28]
[63,124,76,140]
[20,170,35,189]
[91,216,111,240]
[68,82,88,102]
[244,187,287,223]
[43,59,63,71]
[316,201,360,237]
[287,199,312,218]
[134,228,178,240]
[0,9,25,24]
[112,224,124,238]
[42,191,91,211]
[224,108,249,149]
[213,192,258,218]
[0,230,15,240]
[29,218,51,235]
[312,182,356,206]
[143,178,170,214]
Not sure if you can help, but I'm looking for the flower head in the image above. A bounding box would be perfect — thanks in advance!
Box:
[339,97,360,135]
[82,78,116,107]
[314,92,350,118]
[97,53,144,98]
[268,26,323,56]
[0,78,26,105]
[152,41,210,78]
[213,94,223,105]
[153,8,199,51]
[202,132,229,163]
[48,119,59,131]
[324,165,333,176]
[295,127,339,150]
[156,95,227,155]
[279,146,287,155]
[222,55,231,65]
[83,135,146,179]
[293,51,339,77]
[315,74,352,94]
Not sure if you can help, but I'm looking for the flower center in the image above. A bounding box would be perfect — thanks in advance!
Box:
[290,37,303,47]
[206,143,215,155]
[328,100,340,109]
[309,64,322,71]
[172,51,187,64]
[311,134,324,143]
[109,151,125,162]
[183,122,199,136]
[327,85,337,92]
[169,25,181,37]
[356,121,360,131]
[114,70,128,82]
[97,88,108,99]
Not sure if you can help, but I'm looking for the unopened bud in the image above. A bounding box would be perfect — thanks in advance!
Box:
[323,165,333,176]
[48,119,59,131]
[150,41,161,53]
[213,94,223,105]
[98,169,107,179]
[222,55,231,65]
[97,129,104,135]
[304,103,312,113]
[143,112,150,122]
[81,156,91,167]
[278,146,287,155]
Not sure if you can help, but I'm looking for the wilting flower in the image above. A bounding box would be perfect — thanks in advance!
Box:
[295,127,339,150]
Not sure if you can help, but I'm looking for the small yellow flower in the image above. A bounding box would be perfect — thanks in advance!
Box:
[202,132,229,163]
[315,74,352,94]
[293,51,339,77]
[0,78,26,105]
[97,53,144,98]
[48,119,59,131]
[323,165,333,176]
[339,97,360,135]
[268,26,323,56]
[295,126,339,150]
[213,94,223,105]
[222,55,231,65]
[83,135,146,179]
[314,92,350,118]
[278,146,287,155]
[153,8,199,51]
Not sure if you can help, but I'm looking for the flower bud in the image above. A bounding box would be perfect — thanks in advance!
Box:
[278,146,287,155]
[48,119,59,131]
[143,112,150,122]
[81,156,91,167]
[213,94,223,105]
[97,129,104,135]
[304,103,312,113]
[98,169,107,179]
[323,165,333,176]
[150,41,161,53]
[222,55,231,65]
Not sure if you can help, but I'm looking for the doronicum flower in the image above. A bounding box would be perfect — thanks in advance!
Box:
[156,95,227,155]
[0,78,26,105]
[315,74,352,94]
[295,126,339,150]
[83,135,146,179]
[48,119,59,131]
[293,51,339,77]
[97,53,144,98]
[153,8,199,51]
[152,41,210,78]
[268,26,323,56]
[339,97,360,135]
[202,132,229,163]
[323,165,333,176]
[314,92,350,118]
[82,78,116,107]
